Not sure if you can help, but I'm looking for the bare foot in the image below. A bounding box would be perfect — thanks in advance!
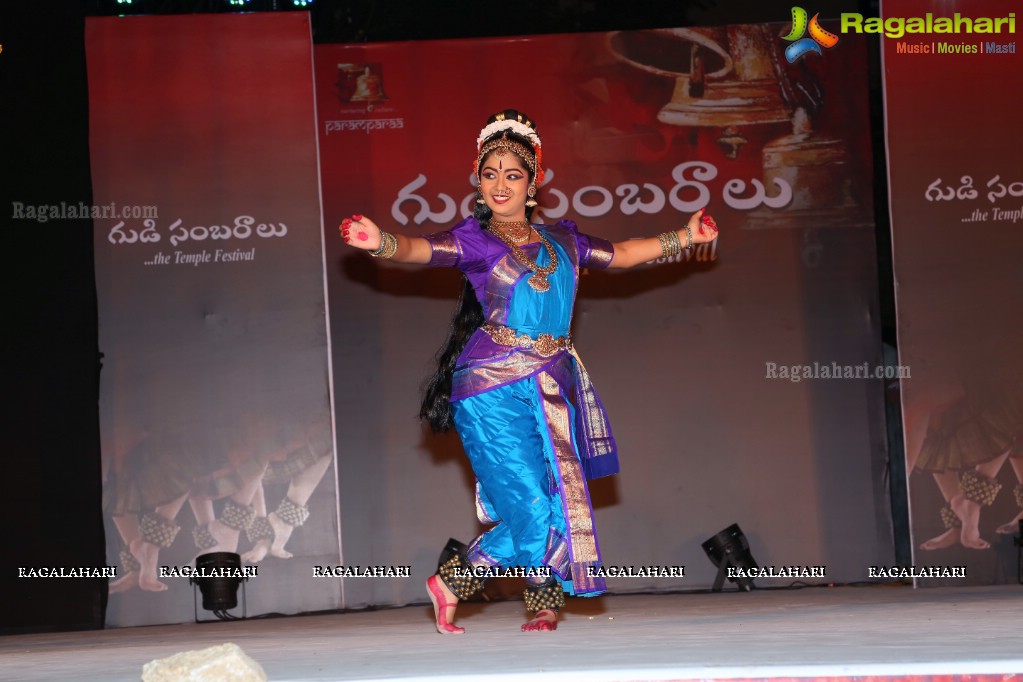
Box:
[131,539,169,592]
[996,510,1023,535]
[951,494,990,549]
[242,540,270,563]
[268,512,295,559]
[521,608,558,632]
[108,571,138,593]
[191,520,241,563]
[207,520,240,553]
[426,575,463,634]
[919,527,959,551]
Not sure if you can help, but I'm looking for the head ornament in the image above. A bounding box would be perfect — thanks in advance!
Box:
[473,112,545,188]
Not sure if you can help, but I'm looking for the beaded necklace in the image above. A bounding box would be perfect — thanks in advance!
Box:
[490,220,532,243]
[486,224,559,293]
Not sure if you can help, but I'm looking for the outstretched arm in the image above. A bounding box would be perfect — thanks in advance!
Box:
[339,214,433,264]
[607,209,718,269]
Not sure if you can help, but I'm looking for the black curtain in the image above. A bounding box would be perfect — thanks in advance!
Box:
[2,2,106,633]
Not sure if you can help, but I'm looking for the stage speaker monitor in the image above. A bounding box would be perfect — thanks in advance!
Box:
[701,523,759,592]
[189,552,249,621]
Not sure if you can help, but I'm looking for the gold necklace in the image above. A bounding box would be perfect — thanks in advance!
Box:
[487,225,558,292]
[490,220,532,243]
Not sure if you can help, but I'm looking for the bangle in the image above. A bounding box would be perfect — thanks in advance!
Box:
[683,226,693,251]
[370,231,398,259]
[657,230,683,258]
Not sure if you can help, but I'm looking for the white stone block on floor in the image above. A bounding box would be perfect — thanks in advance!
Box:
[141,642,267,682]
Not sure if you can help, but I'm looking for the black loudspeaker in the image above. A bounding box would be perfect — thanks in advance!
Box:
[189,552,248,620]
[701,523,760,592]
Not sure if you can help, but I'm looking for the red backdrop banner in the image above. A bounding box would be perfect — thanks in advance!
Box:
[317,27,874,241]
[883,0,1023,584]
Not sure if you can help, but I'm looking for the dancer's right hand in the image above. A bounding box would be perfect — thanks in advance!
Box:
[339,214,382,252]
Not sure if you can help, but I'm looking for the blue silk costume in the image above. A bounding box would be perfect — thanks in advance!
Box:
[425,217,618,596]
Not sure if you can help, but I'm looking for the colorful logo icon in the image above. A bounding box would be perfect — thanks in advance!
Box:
[782,7,840,62]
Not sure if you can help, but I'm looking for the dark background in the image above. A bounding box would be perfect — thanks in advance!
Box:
[2,0,895,633]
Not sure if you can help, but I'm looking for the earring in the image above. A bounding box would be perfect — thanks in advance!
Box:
[525,185,538,208]
[475,190,486,205]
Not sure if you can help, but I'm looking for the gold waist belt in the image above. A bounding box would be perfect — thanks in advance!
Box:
[480,323,572,358]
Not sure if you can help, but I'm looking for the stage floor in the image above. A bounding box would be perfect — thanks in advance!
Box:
[1,584,1020,681]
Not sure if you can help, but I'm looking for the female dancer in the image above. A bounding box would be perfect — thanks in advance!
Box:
[340,110,718,633]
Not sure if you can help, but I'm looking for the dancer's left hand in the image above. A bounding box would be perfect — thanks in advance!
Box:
[687,208,719,244]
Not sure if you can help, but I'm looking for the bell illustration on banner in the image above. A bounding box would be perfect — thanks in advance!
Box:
[609,26,791,159]
[758,107,856,219]
[609,25,863,228]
